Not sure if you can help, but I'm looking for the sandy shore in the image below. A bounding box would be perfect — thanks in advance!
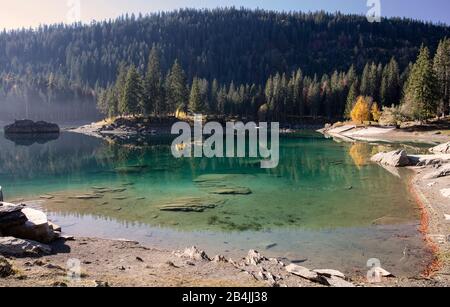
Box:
[320,125,450,144]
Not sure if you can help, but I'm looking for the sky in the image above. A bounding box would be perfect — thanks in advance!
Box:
[1,0,450,30]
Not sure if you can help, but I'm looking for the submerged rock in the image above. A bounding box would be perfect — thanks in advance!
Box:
[0,237,51,256]
[371,150,410,167]
[211,187,252,195]
[159,197,224,212]
[4,120,60,134]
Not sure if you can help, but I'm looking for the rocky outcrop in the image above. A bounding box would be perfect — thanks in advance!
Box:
[174,246,211,261]
[423,164,450,179]
[371,150,411,167]
[4,120,60,134]
[1,202,61,249]
[430,142,450,154]
[6,208,57,243]
[0,237,51,256]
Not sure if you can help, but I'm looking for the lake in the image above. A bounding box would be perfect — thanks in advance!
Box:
[0,131,433,277]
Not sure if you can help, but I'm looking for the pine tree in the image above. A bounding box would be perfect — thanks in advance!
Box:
[380,57,400,106]
[403,46,439,120]
[433,38,450,115]
[119,65,143,116]
[345,80,359,119]
[166,59,188,114]
[142,46,164,116]
[188,78,205,113]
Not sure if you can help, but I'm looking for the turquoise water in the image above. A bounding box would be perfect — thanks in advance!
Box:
[0,131,432,276]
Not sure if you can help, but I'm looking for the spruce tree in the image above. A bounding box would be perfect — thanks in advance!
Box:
[403,46,439,120]
[119,65,143,116]
[188,78,204,113]
[345,80,359,119]
[166,59,188,114]
[433,38,450,115]
[142,46,164,116]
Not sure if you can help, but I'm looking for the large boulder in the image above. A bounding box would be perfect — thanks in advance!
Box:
[371,150,411,167]
[0,203,27,231]
[5,208,57,243]
[4,120,60,134]
[0,237,51,256]
[430,142,450,154]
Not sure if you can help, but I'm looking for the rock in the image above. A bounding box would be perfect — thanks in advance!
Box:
[285,263,318,280]
[0,256,14,278]
[0,203,27,230]
[48,222,62,232]
[0,237,51,256]
[6,208,56,243]
[4,120,60,134]
[159,197,224,212]
[320,276,355,287]
[175,246,210,261]
[313,269,346,279]
[371,150,410,167]
[0,186,3,202]
[212,255,228,263]
[423,164,450,179]
[53,282,68,287]
[245,250,267,266]
[95,280,110,287]
[210,187,252,195]
[430,142,450,154]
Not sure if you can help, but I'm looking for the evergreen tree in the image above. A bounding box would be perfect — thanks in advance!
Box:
[142,46,164,115]
[403,46,439,120]
[189,78,205,113]
[433,38,450,115]
[380,57,401,106]
[119,65,143,116]
[345,80,359,119]
[166,59,188,114]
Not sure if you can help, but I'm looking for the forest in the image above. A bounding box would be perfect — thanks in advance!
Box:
[0,8,450,122]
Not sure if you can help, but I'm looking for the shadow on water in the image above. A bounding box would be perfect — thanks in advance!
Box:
[4,132,60,146]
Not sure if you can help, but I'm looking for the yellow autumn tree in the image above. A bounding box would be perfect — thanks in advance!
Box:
[371,103,381,122]
[350,96,370,123]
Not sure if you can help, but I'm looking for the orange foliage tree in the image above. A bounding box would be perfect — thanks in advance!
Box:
[350,96,370,123]
[371,103,381,121]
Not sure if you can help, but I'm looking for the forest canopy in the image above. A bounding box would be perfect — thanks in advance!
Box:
[1,8,449,122]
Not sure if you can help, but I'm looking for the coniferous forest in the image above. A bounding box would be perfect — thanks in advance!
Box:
[1,8,450,122]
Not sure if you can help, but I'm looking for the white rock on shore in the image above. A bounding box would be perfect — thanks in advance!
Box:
[370,150,411,167]
[430,142,450,154]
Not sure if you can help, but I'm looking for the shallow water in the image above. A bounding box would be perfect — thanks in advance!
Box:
[0,131,433,276]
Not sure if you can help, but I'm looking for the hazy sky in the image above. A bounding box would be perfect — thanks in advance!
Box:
[1,0,450,30]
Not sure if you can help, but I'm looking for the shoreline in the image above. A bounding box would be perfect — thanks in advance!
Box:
[320,124,450,285]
